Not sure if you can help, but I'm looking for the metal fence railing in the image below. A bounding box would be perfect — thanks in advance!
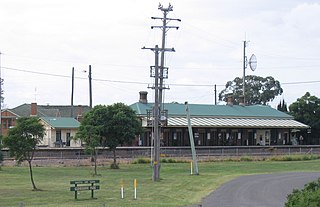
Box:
[2,145,320,160]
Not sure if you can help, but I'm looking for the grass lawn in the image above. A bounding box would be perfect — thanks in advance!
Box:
[1,159,320,207]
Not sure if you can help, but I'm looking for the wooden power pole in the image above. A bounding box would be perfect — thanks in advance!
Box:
[142,3,180,181]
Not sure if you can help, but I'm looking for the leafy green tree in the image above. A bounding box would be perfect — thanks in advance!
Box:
[104,103,143,168]
[3,117,45,190]
[277,99,288,112]
[76,124,101,175]
[76,103,143,170]
[289,92,320,143]
[76,105,108,175]
[219,75,283,105]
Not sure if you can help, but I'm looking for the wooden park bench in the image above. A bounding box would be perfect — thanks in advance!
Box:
[70,180,100,199]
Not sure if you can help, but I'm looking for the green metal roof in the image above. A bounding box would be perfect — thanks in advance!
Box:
[41,117,80,129]
[129,102,293,119]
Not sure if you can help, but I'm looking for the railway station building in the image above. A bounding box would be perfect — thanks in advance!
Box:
[130,91,309,147]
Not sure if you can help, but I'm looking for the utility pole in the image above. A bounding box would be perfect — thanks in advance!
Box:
[152,3,181,109]
[71,65,92,116]
[142,3,180,182]
[142,45,175,181]
[242,40,257,105]
[71,67,74,118]
[142,45,160,181]
[185,102,199,175]
[89,65,92,108]
[243,40,247,105]
[214,84,217,105]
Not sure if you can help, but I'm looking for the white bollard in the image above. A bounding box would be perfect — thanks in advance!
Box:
[120,180,124,199]
[134,179,137,200]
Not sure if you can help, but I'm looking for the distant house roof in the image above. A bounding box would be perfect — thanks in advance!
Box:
[10,104,91,118]
[40,117,80,129]
[130,102,293,118]
[1,109,20,118]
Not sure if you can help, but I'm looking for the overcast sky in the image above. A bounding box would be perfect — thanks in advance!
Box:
[0,0,319,109]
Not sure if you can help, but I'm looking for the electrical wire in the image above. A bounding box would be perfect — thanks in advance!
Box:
[2,66,320,87]
[3,53,320,71]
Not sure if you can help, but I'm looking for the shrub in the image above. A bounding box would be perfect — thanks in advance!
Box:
[240,156,253,162]
[132,158,151,164]
[162,158,177,163]
[110,163,120,169]
[132,157,189,164]
[285,178,320,207]
[269,155,320,162]
[303,155,320,160]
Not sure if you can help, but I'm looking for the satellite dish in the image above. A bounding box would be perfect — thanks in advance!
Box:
[249,54,257,71]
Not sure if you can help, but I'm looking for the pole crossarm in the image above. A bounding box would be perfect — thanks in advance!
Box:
[142,46,175,52]
[147,84,170,90]
[151,26,179,30]
[151,17,181,22]
[141,46,160,52]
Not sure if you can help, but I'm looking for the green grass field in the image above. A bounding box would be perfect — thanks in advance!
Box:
[1,159,320,207]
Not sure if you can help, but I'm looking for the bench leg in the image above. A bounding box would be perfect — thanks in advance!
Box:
[75,184,78,199]
[91,183,94,198]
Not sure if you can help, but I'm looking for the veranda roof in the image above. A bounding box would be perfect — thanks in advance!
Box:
[167,117,309,129]
[40,117,80,129]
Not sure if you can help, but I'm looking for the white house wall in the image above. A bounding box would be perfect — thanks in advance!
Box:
[46,128,81,147]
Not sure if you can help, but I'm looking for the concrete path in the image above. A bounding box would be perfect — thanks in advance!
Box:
[193,172,320,207]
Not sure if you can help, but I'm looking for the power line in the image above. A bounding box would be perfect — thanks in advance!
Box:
[282,80,320,85]
[3,66,320,87]
[3,66,71,78]
[4,51,320,71]
[2,66,147,85]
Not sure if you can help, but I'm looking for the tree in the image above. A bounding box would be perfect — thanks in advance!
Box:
[104,103,143,169]
[3,117,45,190]
[277,99,288,112]
[76,103,143,170]
[219,75,283,105]
[76,124,101,175]
[289,92,320,143]
[76,105,108,175]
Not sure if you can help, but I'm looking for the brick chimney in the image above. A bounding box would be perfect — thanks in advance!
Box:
[227,94,233,106]
[31,103,37,116]
[139,91,148,104]
[76,105,83,119]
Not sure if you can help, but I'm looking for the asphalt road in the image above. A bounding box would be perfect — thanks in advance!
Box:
[194,172,320,207]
